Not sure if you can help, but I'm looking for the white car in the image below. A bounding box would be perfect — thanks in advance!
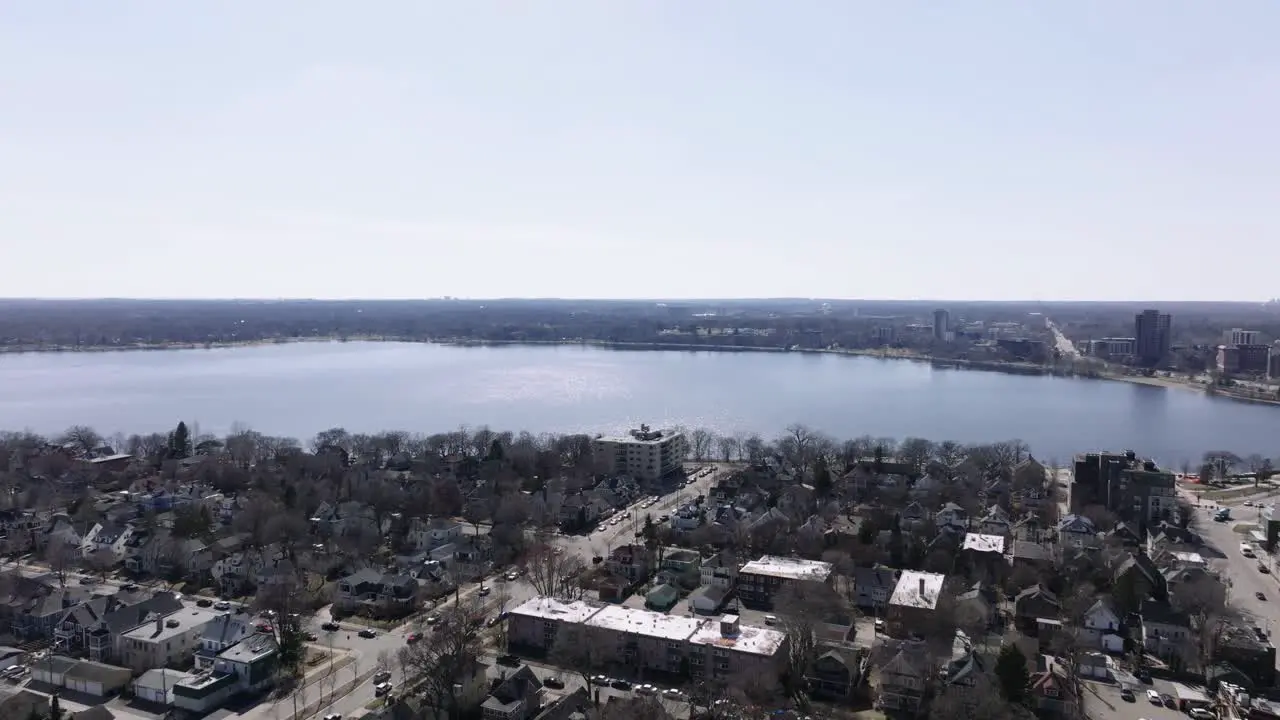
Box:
[635,684,656,696]
[1146,689,1161,704]
[1189,709,1216,719]
[323,714,343,720]
[662,688,684,700]
[375,682,393,696]
[214,601,231,610]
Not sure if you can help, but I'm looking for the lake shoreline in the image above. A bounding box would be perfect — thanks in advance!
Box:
[5,335,1278,409]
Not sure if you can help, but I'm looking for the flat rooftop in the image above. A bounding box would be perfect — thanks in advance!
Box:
[687,619,786,657]
[961,533,1006,554]
[121,607,225,644]
[218,634,277,664]
[889,571,946,610]
[585,605,704,642]
[740,556,833,582]
[510,596,606,625]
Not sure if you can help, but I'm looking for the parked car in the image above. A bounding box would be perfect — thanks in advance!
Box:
[590,675,611,686]
[214,600,231,610]
[636,684,656,696]
[406,632,422,644]
[358,628,377,638]
[663,688,684,700]
[1258,591,1268,601]
[505,571,519,581]
[374,682,393,696]
[544,676,565,689]
[1119,688,1135,702]
[321,621,341,632]
[426,615,440,625]
[1146,689,1161,704]
[323,714,343,720]
[611,680,632,691]
[478,587,491,597]
[196,598,213,607]
[497,655,521,667]
[1189,708,1216,719]
[304,632,318,641]
[373,670,392,684]
[592,555,603,564]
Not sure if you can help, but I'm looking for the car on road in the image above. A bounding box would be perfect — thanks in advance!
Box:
[1119,688,1135,702]
[636,684,656,695]
[1258,591,1268,601]
[505,571,519,581]
[323,714,343,720]
[406,632,422,643]
[611,680,632,691]
[497,655,521,667]
[590,675,611,686]
[487,614,506,628]
[373,670,392,684]
[426,615,439,625]
[592,555,603,564]
[1260,563,1271,574]
[214,601,231,610]
[663,688,683,700]
[478,587,491,597]
[322,621,341,632]
[304,632,318,641]
[1146,689,1161,704]
[358,628,377,638]
[1189,708,1216,719]
[196,598,213,607]
[543,676,565,688]
[374,682,393,696]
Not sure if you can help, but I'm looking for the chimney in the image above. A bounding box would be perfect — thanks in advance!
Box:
[918,577,925,594]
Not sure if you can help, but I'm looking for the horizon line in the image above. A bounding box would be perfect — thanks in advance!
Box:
[0,296,1276,306]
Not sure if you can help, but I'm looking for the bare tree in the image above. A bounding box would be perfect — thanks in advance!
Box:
[773,581,849,705]
[398,597,486,718]
[689,428,713,461]
[44,536,73,586]
[59,425,102,455]
[899,437,936,474]
[716,434,739,463]
[525,541,587,599]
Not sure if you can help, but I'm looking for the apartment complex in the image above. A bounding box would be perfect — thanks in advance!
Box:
[737,556,833,608]
[591,425,687,482]
[1134,309,1172,365]
[886,571,946,638]
[1070,451,1176,529]
[932,309,951,341]
[1218,343,1273,376]
[507,597,787,683]
[117,607,225,672]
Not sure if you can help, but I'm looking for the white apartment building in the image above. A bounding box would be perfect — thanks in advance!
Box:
[591,425,687,482]
[118,607,225,673]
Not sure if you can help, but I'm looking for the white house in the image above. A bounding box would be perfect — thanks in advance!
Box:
[117,607,226,672]
[1081,599,1124,653]
[978,505,1012,536]
[408,517,463,552]
[80,522,134,560]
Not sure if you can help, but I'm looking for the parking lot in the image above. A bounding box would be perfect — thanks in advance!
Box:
[1082,679,1212,720]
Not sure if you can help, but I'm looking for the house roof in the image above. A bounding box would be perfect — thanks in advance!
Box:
[740,555,833,582]
[889,571,945,610]
[962,533,1005,554]
[64,660,131,685]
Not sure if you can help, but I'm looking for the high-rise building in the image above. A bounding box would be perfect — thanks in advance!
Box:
[932,309,950,341]
[1134,309,1171,365]
[1226,328,1260,346]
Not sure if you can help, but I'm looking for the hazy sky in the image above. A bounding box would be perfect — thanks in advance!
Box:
[3,2,1277,301]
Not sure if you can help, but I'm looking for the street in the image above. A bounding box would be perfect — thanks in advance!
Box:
[1182,487,1280,637]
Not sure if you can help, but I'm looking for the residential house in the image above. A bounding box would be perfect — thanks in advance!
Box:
[557,493,600,531]
[1141,599,1192,667]
[1213,625,1277,688]
[851,565,897,613]
[977,505,1012,536]
[806,647,864,701]
[670,503,704,531]
[133,668,196,705]
[688,585,730,615]
[656,549,702,589]
[195,614,254,669]
[406,518,463,552]
[1008,539,1054,571]
[1079,599,1124,653]
[482,665,542,720]
[899,502,927,530]
[885,571,945,639]
[604,544,655,586]
[1029,655,1077,718]
[1056,515,1099,550]
[334,569,419,618]
[737,556,833,609]
[0,509,44,554]
[699,551,739,590]
[873,639,928,713]
[953,583,996,631]
[172,635,279,715]
[939,630,984,695]
[80,522,133,561]
[117,607,225,672]
[1113,552,1167,604]
[935,503,968,532]
[1013,585,1061,633]
[1107,522,1142,547]
[40,514,84,557]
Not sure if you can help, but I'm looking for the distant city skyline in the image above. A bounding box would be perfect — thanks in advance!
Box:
[2,2,1278,301]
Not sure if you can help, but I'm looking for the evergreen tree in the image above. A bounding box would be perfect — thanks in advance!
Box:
[813,456,832,497]
[49,694,63,720]
[167,421,192,459]
[487,438,505,461]
[873,445,885,474]
[994,643,1030,703]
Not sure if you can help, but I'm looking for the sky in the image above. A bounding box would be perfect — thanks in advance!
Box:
[2,2,1277,302]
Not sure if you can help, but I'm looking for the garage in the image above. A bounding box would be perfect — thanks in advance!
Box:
[30,655,77,687]
[133,668,195,705]
[63,660,131,697]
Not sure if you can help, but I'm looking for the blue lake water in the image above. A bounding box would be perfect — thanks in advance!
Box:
[0,341,1276,466]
